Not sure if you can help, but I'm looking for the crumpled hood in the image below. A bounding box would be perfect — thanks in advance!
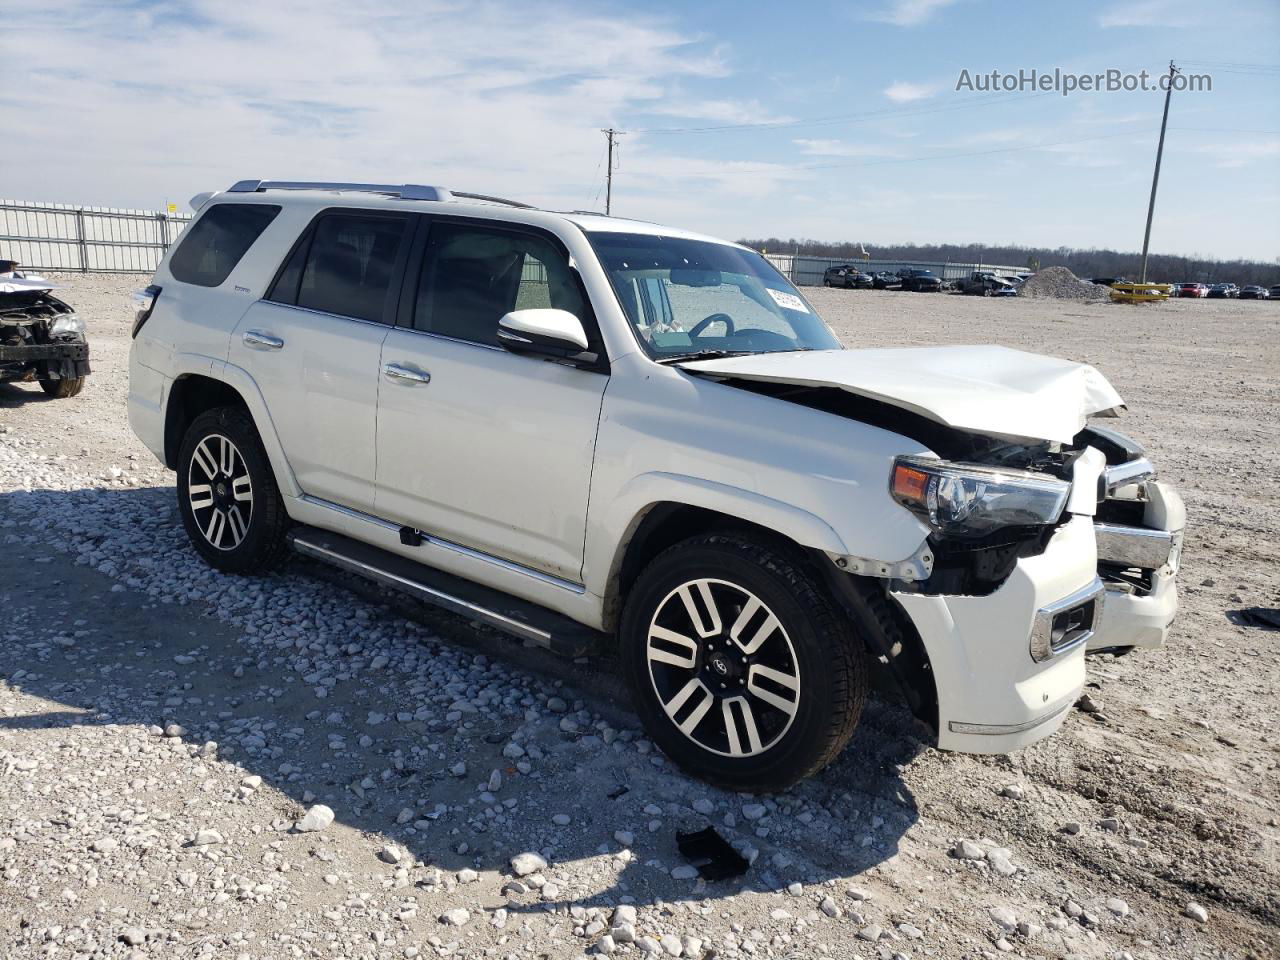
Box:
[681,345,1125,444]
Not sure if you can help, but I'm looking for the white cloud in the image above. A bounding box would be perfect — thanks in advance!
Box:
[1193,139,1280,168]
[866,0,959,27]
[792,139,900,158]
[1098,0,1197,28]
[0,0,731,212]
[883,81,939,103]
[641,99,793,126]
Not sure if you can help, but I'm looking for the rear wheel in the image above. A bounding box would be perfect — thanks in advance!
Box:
[620,534,867,792]
[177,406,290,574]
[39,376,85,398]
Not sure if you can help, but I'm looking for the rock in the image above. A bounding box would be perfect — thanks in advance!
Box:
[636,935,661,954]
[953,839,985,860]
[987,849,1018,876]
[192,829,223,846]
[450,761,467,776]
[1061,821,1082,835]
[742,803,767,821]
[659,933,683,956]
[786,882,803,896]
[999,784,1024,799]
[682,936,704,956]
[846,886,873,901]
[295,804,334,833]
[1076,693,1103,714]
[163,722,186,737]
[440,908,470,926]
[1017,920,1042,939]
[613,905,638,927]
[989,906,1017,932]
[547,696,568,712]
[898,922,923,939]
[820,897,841,918]
[611,922,637,944]
[1185,902,1209,922]
[120,928,146,946]
[1099,816,1121,832]
[1106,897,1130,917]
[614,830,635,846]
[693,798,715,814]
[552,813,572,826]
[671,864,699,880]
[457,868,478,883]
[597,934,617,955]
[378,844,403,864]
[857,924,883,942]
[240,775,262,790]
[90,837,118,853]
[510,851,547,876]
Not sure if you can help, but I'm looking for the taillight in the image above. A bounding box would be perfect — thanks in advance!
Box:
[131,284,161,338]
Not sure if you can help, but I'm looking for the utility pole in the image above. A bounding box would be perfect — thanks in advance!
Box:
[1140,61,1180,283]
[601,128,622,215]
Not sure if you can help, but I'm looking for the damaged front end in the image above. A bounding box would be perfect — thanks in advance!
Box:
[0,282,90,390]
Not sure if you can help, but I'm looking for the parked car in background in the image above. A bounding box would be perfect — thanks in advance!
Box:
[1090,277,1129,288]
[1176,282,1209,298]
[898,269,943,292]
[1270,284,1280,299]
[1207,283,1239,299]
[1238,285,1270,300]
[127,178,1185,790]
[0,263,91,398]
[871,271,901,290]
[822,264,874,289]
[957,271,1016,297]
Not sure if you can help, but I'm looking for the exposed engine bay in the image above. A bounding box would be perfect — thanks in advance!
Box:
[0,278,90,395]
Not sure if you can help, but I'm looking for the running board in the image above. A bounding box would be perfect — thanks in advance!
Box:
[286,527,604,658]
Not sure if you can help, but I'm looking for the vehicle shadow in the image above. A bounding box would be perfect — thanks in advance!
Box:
[0,482,928,913]
[0,381,57,406]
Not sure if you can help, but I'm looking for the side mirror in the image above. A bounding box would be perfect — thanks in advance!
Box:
[497,309,593,363]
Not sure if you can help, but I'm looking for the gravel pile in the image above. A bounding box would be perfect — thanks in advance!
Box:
[1017,265,1111,301]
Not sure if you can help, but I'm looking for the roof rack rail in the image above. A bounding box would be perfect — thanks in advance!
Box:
[226,180,453,201]
[225,181,536,209]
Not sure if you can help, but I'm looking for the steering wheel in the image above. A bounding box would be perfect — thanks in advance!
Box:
[690,313,735,338]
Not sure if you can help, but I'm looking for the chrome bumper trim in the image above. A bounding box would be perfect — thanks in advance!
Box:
[1029,577,1105,663]
[1104,457,1156,495]
[948,700,1073,736]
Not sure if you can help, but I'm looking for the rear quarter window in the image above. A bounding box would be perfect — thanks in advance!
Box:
[168,203,281,287]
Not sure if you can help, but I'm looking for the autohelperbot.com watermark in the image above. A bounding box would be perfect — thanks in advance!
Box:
[956,68,1211,96]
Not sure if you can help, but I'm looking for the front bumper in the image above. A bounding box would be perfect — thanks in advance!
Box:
[892,515,1098,754]
[1088,478,1184,651]
[0,339,90,381]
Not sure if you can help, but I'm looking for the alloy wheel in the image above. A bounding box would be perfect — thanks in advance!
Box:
[646,578,801,758]
[187,433,254,551]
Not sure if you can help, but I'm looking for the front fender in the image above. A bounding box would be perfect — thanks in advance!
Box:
[584,470,853,597]
[209,358,301,498]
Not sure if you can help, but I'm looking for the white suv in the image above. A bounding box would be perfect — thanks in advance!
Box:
[128,181,1184,791]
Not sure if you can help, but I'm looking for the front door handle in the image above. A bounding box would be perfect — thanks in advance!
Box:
[383,363,431,385]
[243,330,284,351]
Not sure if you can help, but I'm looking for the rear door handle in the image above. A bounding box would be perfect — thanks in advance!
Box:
[243,330,284,351]
[383,363,431,385]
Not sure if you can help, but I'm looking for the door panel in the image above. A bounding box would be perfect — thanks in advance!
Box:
[230,302,387,512]
[375,330,605,580]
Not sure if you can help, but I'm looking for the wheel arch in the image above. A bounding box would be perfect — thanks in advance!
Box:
[163,364,299,498]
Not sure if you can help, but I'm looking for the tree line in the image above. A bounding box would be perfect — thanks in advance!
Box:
[739,238,1280,286]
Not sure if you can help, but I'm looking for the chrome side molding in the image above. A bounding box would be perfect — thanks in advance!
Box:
[1029,577,1104,663]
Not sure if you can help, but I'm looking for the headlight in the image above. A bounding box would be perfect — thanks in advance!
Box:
[890,455,1069,539]
[49,313,85,338]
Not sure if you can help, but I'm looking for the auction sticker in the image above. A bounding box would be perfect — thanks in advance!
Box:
[767,288,808,312]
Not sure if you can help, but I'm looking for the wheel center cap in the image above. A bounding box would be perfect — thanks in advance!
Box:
[708,653,730,676]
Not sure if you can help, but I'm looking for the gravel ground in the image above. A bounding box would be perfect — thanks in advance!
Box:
[1,275,1277,960]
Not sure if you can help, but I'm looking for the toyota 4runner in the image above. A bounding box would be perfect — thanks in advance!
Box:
[128,181,1184,791]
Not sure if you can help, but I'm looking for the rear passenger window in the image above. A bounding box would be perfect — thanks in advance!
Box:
[412,223,585,346]
[168,203,280,287]
[291,214,408,323]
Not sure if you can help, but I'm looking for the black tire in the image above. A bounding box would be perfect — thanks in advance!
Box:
[620,533,868,792]
[176,406,290,574]
[39,376,85,398]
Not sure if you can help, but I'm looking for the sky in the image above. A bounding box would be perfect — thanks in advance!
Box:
[3,0,1278,261]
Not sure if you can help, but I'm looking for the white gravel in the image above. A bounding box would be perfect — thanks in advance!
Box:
[0,275,1276,958]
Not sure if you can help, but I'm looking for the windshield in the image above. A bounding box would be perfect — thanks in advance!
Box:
[587,231,841,360]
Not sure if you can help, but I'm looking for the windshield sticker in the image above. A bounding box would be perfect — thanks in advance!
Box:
[767,288,808,312]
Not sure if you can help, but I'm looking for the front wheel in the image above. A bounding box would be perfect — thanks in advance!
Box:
[39,376,85,398]
[620,534,868,792]
[177,406,290,574]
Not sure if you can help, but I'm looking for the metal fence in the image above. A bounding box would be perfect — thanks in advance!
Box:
[0,200,192,274]
[766,254,1026,286]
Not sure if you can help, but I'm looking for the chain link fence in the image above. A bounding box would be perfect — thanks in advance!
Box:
[0,200,192,274]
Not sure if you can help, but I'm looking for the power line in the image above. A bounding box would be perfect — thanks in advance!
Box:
[794,128,1152,171]
[630,91,1058,135]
